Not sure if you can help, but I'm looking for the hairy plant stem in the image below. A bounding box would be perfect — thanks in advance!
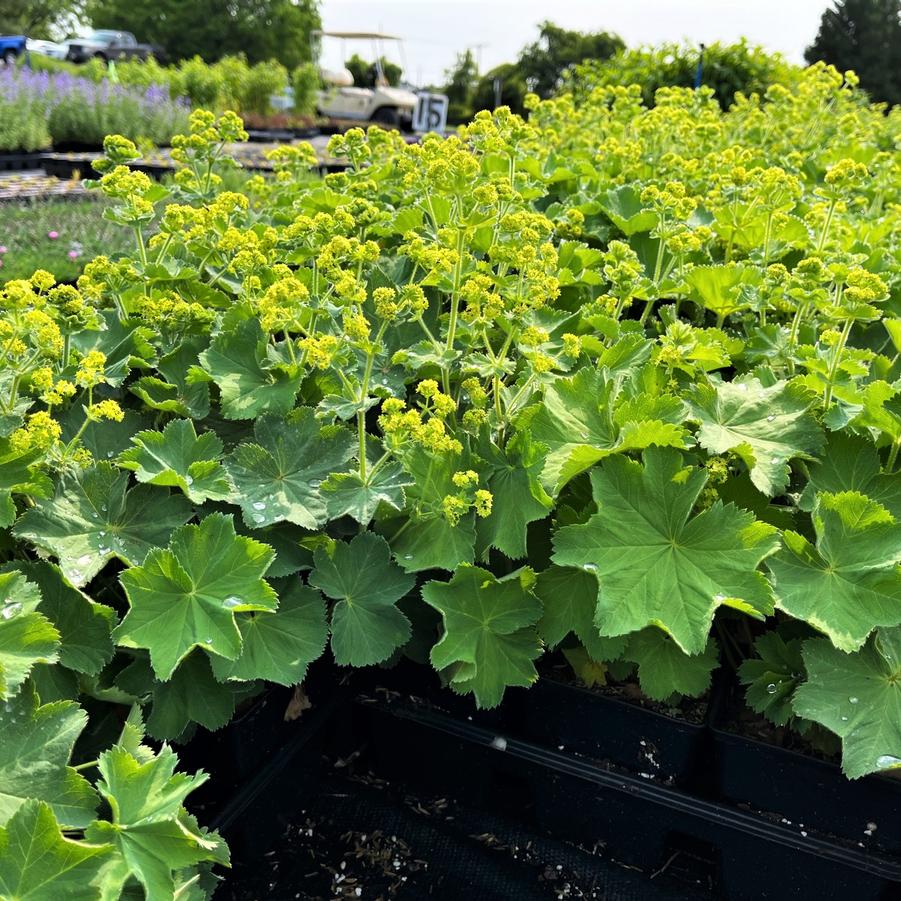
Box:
[823,317,852,408]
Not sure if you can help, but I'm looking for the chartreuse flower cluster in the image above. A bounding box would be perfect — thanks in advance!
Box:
[1,60,900,898]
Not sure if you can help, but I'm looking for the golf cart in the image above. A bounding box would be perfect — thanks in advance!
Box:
[313,30,430,132]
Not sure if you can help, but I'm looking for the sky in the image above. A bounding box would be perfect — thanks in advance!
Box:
[319,0,829,86]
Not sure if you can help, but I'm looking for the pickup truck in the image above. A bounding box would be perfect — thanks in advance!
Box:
[64,29,160,63]
[0,35,26,65]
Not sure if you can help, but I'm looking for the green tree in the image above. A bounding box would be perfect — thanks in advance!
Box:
[86,0,321,69]
[472,63,528,115]
[2,0,83,38]
[805,0,901,105]
[344,53,402,87]
[443,49,479,123]
[518,20,624,97]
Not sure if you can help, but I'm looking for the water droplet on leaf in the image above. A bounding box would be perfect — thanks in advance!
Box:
[252,513,265,524]
[252,501,266,511]
[766,683,777,694]
[582,563,598,573]
[223,596,242,609]
[876,755,901,769]
[1,603,22,620]
[849,696,859,704]
[185,475,194,486]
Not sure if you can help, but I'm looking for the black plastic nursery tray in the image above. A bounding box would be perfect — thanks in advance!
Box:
[0,151,48,171]
[360,695,901,901]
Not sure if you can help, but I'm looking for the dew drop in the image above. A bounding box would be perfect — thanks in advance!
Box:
[185,475,194,487]
[766,414,775,422]
[252,501,266,511]
[99,531,106,538]
[403,554,413,560]
[223,596,242,609]
[582,563,598,573]
[309,480,322,488]
[252,513,265,524]
[849,696,859,704]
[771,457,781,465]
[841,716,849,722]
[714,593,726,602]
[1,603,22,620]
[98,546,109,555]
[205,637,213,644]
[106,450,114,458]
[876,755,901,769]
[766,683,777,694]
[78,554,92,565]
[101,504,108,513]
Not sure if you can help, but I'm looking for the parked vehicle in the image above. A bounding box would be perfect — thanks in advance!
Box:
[64,29,159,63]
[312,30,422,130]
[25,38,67,59]
[0,34,26,65]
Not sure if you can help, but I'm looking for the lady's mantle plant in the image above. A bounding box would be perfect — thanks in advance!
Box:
[0,69,900,896]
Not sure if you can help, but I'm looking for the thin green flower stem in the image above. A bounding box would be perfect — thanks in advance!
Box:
[72,759,98,772]
[817,198,837,253]
[886,439,901,473]
[358,322,389,481]
[823,317,853,408]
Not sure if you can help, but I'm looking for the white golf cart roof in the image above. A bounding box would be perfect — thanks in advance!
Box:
[312,31,402,41]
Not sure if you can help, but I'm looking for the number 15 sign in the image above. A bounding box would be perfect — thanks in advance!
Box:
[413,92,449,134]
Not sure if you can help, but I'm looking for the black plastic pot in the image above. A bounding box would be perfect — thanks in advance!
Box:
[508,677,713,791]
[202,684,349,859]
[710,725,901,855]
[41,154,103,180]
[361,695,901,901]
[0,151,47,170]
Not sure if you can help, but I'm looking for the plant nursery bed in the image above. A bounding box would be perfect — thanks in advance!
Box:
[209,695,716,900]
[506,668,712,791]
[357,695,901,901]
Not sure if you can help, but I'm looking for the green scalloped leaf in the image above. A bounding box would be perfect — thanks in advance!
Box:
[225,409,355,530]
[0,800,111,901]
[85,742,228,899]
[199,317,302,420]
[624,628,719,701]
[145,653,241,740]
[115,513,276,680]
[690,377,824,496]
[738,631,805,727]
[119,419,231,503]
[322,461,411,525]
[13,464,193,588]
[211,581,328,685]
[530,367,686,495]
[535,565,627,662]
[794,628,901,779]
[310,532,413,666]
[552,448,779,655]
[15,561,115,677]
[422,565,542,709]
[0,690,97,828]
[768,491,901,652]
[0,570,59,700]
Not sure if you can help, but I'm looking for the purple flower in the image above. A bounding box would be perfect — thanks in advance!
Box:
[0,246,6,254]
[48,231,59,240]
[68,249,80,260]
